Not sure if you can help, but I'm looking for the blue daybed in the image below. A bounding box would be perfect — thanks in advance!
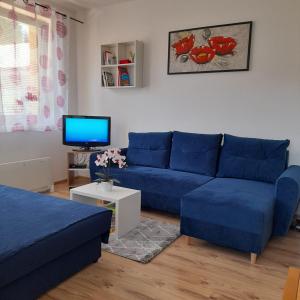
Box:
[0,185,112,300]
[90,131,300,263]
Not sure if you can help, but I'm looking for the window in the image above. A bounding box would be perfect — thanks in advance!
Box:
[0,2,68,132]
[0,15,39,116]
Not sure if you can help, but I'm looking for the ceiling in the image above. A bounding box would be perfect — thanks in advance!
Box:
[57,0,133,10]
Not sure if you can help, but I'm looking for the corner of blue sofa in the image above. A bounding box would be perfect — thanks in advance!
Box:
[274,165,300,235]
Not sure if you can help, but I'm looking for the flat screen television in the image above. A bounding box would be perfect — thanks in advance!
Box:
[63,115,111,150]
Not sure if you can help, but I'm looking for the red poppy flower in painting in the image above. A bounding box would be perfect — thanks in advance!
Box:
[189,46,216,64]
[208,36,237,56]
[172,34,195,56]
[58,70,66,86]
[56,21,67,38]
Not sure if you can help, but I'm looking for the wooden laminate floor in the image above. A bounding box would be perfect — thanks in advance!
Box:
[40,182,300,300]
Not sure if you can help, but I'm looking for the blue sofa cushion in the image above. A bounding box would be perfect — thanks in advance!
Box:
[91,164,213,214]
[0,185,112,289]
[126,132,173,168]
[181,178,275,254]
[170,131,222,176]
[217,134,290,183]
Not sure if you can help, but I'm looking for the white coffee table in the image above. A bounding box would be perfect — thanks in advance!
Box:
[70,183,141,239]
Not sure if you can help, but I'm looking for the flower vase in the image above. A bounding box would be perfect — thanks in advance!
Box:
[100,180,113,192]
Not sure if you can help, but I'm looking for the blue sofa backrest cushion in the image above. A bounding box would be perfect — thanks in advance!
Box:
[217,134,290,183]
[169,131,223,176]
[126,132,173,168]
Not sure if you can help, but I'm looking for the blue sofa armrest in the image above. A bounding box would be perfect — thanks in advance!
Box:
[89,148,128,181]
[274,165,300,236]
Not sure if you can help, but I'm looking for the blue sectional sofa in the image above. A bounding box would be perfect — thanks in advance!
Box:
[90,131,300,262]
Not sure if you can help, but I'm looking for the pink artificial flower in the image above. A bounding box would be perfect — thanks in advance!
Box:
[95,153,108,167]
[106,148,116,159]
[118,159,126,168]
[94,148,126,169]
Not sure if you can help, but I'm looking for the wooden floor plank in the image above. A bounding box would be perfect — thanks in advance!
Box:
[38,182,300,300]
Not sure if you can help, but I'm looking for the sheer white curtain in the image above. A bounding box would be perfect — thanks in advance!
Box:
[0,0,68,132]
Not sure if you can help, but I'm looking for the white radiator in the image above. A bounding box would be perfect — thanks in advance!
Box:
[0,157,54,192]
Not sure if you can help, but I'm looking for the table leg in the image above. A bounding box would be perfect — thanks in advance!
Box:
[115,192,141,238]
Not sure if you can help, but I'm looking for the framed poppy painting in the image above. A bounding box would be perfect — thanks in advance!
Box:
[168,21,252,74]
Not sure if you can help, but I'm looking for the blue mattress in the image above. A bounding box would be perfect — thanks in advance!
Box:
[0,185,112,290]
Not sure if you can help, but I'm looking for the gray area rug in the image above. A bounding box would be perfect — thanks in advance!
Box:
[102,218,181,263]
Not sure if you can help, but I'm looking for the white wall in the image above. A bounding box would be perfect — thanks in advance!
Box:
[0,6,79,182]
[78,0,300,164]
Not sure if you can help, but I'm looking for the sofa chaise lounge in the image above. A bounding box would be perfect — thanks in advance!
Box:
[90,131,300,263]
[0,185,112,300]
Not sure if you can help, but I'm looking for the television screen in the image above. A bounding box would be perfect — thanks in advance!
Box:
[63,115,111,148]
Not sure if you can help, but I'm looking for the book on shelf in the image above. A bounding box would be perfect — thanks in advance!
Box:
[102,71,115,87]
[103,50,116,65]
[118,66,130,86]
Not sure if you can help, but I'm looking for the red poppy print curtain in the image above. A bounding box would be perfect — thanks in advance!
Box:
[0,0,68,132]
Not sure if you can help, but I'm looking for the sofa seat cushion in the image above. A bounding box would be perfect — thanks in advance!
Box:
[181,178,275,253]
[126,132,173,168]
[110,166,213,214]
[0,185,112,289]
[170,131,222,176]
[217,134,290,183]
